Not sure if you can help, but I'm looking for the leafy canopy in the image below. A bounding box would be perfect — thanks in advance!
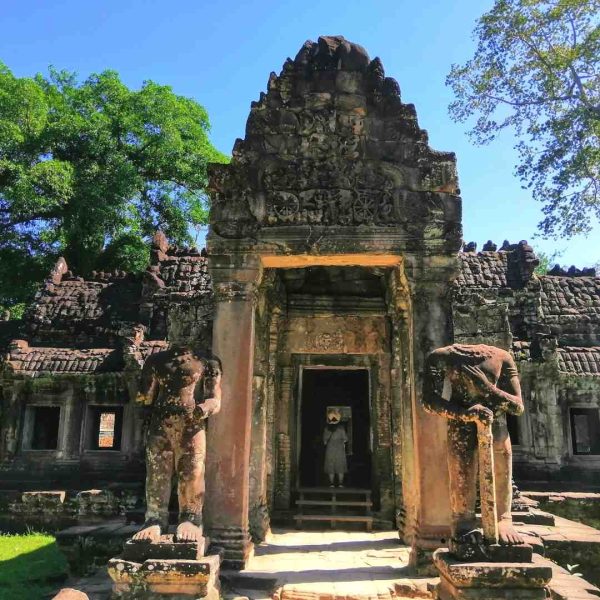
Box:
[0,63,227,310]
[446,0,600,238]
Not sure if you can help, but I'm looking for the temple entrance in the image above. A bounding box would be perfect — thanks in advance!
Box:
[298,367,371,489]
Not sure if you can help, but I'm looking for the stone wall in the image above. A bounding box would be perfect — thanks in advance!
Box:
[453,243,600,483]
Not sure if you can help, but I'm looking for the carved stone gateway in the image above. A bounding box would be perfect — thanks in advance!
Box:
[204,35,462,567]
[209,36,461,246]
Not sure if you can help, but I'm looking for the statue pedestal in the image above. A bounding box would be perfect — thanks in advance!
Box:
[433,548,552,600]
[108,535,220,599]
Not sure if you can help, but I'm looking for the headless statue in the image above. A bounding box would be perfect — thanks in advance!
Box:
[132,345,222,544]
[422,344,525,552]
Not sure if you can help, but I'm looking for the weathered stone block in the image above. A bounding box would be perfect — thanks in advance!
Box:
[122,535,207,562]
[77,489,119,516]
[437,576,547,600]
[433,549,552,590]
[23,490,65,504]
[303,93,332,110]
[14,490,69,514]
[108,554,220,599]
[335,71,364,94]
[335,93,366,113]
[448,541,533,563]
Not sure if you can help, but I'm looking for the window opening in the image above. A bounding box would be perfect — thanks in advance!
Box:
[30,407,60,450]
[570,408,600,455]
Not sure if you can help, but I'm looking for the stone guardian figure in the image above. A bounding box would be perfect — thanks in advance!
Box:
[132,345,222,544]
[422,344,525,558]
[323,408,348,487]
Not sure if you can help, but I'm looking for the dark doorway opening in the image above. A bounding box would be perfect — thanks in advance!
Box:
[299,368,371,488]
[30,406,60,450]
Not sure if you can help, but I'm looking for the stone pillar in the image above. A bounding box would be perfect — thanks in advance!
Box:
[407,260,457,571]
[274,365,293,510]
[204,256,262,569]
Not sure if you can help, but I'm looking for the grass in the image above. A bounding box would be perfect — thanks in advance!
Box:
[0,533,68,600]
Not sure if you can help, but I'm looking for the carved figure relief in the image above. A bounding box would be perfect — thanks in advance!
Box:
[313,331,345,352]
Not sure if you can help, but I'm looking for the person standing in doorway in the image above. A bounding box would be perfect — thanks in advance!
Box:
[323,408,348,487]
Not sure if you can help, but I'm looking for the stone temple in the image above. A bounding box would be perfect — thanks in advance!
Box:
[1,36,600,574]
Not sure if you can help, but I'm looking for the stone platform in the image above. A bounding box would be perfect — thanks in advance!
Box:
[223,529,434,600]
[107,535,220,599]
[50,526,600,600]
[433,548,552,600]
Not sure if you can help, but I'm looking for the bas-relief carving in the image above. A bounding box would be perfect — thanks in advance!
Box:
[208,35,461,243]
[286,317,387,354]
[313,331,345,352]
[266,189,398,227]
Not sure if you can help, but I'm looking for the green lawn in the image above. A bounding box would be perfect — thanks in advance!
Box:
[0,533,68,600]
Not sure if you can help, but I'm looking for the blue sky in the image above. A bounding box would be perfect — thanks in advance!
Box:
[1,0,598,267]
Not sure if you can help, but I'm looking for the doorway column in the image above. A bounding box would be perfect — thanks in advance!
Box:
[205,253,262,569]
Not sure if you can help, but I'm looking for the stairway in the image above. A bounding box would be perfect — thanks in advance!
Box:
[293,487,373,531]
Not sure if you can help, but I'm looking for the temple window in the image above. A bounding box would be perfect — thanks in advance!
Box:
[87,406,123,451]
[27,406,61,450]
[570,408,600,455]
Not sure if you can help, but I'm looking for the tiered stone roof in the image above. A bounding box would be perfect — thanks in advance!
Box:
[3,233,600,378]
[25,270,142,348]
[3,341,122,375]
[147,246,212,302]
[557,347,600,376]
[457,241,600,376]
[456,240,539,290]
[538,276,600,327]
[456,252,509,288]
[1,232,213,378]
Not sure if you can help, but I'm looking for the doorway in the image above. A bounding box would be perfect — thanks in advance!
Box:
[298,368,371,489]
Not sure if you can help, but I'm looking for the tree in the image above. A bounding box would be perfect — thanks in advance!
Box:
[0,63,227,310]
[446,0,600,238]
[534,249,564,274]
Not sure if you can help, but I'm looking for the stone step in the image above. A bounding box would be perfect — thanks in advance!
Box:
[296,499,372,507]
[293,513,374,532]
[512,509,555,526]
[293,514,373,522]
[221,571,279,593]
[298,487,371,496]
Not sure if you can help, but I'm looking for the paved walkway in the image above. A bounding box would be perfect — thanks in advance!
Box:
[225,529,434,600]
[519,514,600,544]
[54,522,600,600]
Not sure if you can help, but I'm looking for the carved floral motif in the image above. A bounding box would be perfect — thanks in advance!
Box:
[311,331,345,352]
[266,188,398,226]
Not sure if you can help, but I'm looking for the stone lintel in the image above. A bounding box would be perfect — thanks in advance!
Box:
[260,253,403,269]
[207,230,461,261]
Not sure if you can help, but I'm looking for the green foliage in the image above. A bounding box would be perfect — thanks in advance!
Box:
[0,533,68,599]
[0,62,228,309]
[534,248,565,274]
[447,0,600,238]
